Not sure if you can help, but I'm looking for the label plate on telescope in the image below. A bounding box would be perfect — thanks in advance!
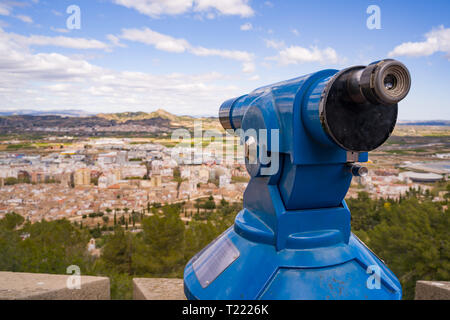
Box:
[193,236,240,288]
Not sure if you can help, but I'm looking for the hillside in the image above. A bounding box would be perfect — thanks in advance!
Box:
[97,109,221,131]
[0,110,92,117]
[0,109,222,136]
[97,109,181,122]
[0,114,171,135]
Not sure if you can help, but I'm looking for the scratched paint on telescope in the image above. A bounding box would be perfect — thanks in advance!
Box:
[193,236,240,288]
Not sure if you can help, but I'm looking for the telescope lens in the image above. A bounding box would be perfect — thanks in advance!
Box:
[384,74,397,90]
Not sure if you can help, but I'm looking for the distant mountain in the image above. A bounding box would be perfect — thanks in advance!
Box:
[0,114,171,135]
[398,120,450,126]
[96,109,216,122]
[97,109,181,122]
[1,109,447,126]
[0,109,223,135]
[0,109,93,117]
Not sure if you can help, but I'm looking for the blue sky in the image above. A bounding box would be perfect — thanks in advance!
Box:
[0,0,449,119]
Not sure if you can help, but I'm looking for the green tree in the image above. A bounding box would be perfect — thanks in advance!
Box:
[0,212,24,230]
[133,210,185,276]
[362,198,449,300]
[100,226,133,274]
[0,213,25,271]
[18,219,92,274]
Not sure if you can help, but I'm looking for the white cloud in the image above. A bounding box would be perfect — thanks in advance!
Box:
[44,83,73,92]
[107,34,127,48]
[264,38,285,49]
[190,46,253,62]
[240,22,252,31]
[389,26,450,60]
[0,28,243,116]
[0,31,103,80]
[120,27,189,53]
[291,28,299,36]
[0,4,11,16]
[0,29,109,50]
[51,10,63,16]
[114,0,193,18]
[269,45,340,65]
[15,15,33,23]
[113,0,254,18]
[118,27,255,72]
[194,0,254,17]
[9,33,110,50]
[191,46,255,73]
[0,3,35,24]
[50,27,70,34]
[241,62,255,73]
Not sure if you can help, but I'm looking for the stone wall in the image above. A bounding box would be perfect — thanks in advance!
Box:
[133,278,185,300]
[415,281,450,300]
[0,272,110,300]
[1,273,449,300]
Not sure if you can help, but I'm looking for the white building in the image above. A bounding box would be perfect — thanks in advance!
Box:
[219,175,231,188]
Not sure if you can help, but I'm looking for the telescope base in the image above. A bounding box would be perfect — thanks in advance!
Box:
[183,222,401,300]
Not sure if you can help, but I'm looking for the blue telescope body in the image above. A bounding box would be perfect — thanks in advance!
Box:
[184,59,411,300]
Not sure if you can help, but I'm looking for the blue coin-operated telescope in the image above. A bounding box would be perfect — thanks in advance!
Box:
[184,59,411,300]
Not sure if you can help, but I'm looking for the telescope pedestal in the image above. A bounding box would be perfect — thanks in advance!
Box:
[184,209,402,300]
[184,182,402,300]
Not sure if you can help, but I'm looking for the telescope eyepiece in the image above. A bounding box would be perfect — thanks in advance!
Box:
[358,59,411,105]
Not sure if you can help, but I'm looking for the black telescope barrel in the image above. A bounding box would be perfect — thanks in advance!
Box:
[322,59,411,152]
[345,59,411,106]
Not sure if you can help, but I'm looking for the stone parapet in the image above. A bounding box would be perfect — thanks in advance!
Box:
[415,281,450,300]
[0,271,110,300]
[133,278,185,300]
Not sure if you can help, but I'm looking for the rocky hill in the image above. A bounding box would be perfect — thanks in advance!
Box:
[0,114,171,135]
[0,109,221,136]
